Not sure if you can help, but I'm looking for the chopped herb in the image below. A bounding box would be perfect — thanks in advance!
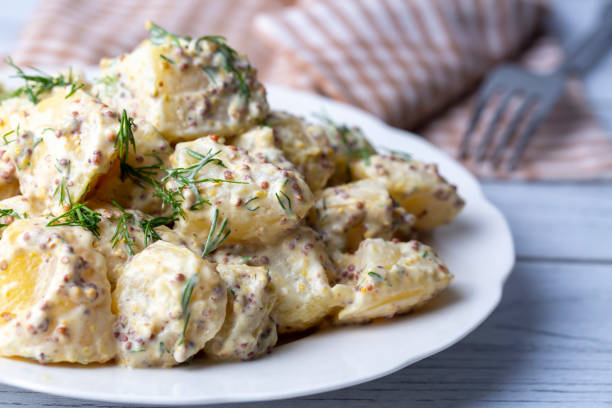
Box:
[421,250,429,259]
[201,66,217,84]
[275,191,292,216]
[243,196,260,211]
[201,208,230,257]
[196,36,250,98]
[178,274,198,347]
[368,271,384,282]
[31,138,42,150]
[0,208,22,228]
[240,256,252,263]
[159,54,176,65]
[147,21,182,47]
[178,311,190,346]
[53,159,71,206]
[127,348,146,354]
[110,201,136,256]
[158,341,170,356]
[96,75,118,87]
[229,287,236,296]
[180,274,198,319]
[139,215,176,247]
[151,179,185,218]
[162,148,246,211]
[385,149,413,162]
[6,58,84,104]
[46,196,101,238]
[121,155,164,188]
[2,128,16,145]
[115,110,137,181]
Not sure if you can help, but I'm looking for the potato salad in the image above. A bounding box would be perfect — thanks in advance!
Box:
[0,23,464,368]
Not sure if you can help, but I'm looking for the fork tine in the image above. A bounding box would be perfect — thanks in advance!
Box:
[491,94,537,166]
[475,89,516,161]
[507,101,553,171]
[459,80,499,159]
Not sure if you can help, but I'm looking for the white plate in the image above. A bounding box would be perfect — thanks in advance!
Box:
[0,83,515,405]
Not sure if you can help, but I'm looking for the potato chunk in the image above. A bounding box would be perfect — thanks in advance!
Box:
[0,218,115,364]
[94,31,268,142]
[6,88,121,215]
[0,97,34,199]
[350,154,465,229]
[90,201,188,286]
[263,112,335,191]
[319,120,376,186]
[214,227,335,333]
[331,239,452,324]
[233,126,297,172]
[93,120,172,216]
[308,179,397,252]
[205,264,277,360]
[113,241,226,367]
[0,195,41,238]
[171,137,313,246]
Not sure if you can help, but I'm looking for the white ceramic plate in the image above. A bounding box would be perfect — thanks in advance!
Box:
[0,83,515,405]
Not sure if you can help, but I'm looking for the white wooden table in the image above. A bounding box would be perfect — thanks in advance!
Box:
[1,0,612,406]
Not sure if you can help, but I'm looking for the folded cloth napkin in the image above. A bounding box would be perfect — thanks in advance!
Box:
[9,0,612,179]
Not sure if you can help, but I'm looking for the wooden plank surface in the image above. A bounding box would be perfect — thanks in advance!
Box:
[1,182,611,407]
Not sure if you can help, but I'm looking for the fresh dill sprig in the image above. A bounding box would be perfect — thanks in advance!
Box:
[46,196,102,238]
[139,215,176,247]
[315,114,376,164]
[53,159,71,206]
[159,54,176,65]
[162,148,246,211]
[6,57,84,104]
[178,274,198,346]
[147,21,182,47]
[145,23,250,98]
[243,196,260,211]
[2,126,17,145]
[201,208,230,257]
[110,201,136,256]
[0,209,22,228]
[196,36,250,98]
[368,271,384,282]
[121,155,163,188]
[275,191,293,216]
[115,110,137,181]
[201,66,217,84]
[151,179,185,219]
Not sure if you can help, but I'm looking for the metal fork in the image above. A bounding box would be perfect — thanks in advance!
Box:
[460,2,612,170]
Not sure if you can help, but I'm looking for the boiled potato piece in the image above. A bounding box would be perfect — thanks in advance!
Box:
[113,240,227,367]
[331,239,452,324]
[205,264,277,360]
[93,120,173,216]
[0,195,41,238]
[0,218,115,364]
[6,88,121,215]
[214,227,335,333]
[0,97,34,199]
[233,125,297,172]
[91,201,187,286]
[263,112,335,191]
[350,154,465,229]
[319,119,376,186]
[171,137,313,246]
[308,179,395,252]
[95,25,268,142]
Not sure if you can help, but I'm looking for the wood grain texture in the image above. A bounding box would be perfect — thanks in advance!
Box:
[1,182,611,407]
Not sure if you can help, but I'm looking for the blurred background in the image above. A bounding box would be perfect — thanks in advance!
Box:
[1,0,611,180]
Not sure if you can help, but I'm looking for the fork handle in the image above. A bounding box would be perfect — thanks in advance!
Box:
[559,2,612,76]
